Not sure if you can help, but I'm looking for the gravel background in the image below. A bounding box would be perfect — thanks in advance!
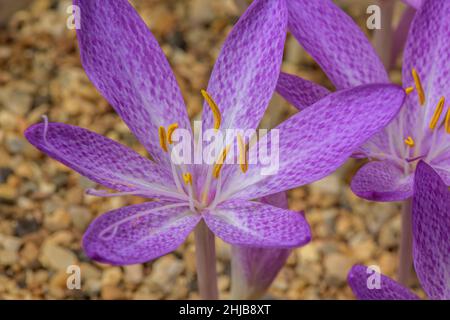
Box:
[0,0,425,299]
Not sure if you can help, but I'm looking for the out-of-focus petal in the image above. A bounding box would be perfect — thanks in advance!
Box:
[203,199,310,248]
[402,0,423,9]
[412,161,450,299]
[74,0,190,165]
[202,0,287,131]
[286,0,388,89]
[231,192,293,299]
[276,72,330,110]
[25,122,179,199]
[83,202,199,265]
[390,6,416,69]
[348,265,419,300]
[223,84,405,200]
[351,160,414,202]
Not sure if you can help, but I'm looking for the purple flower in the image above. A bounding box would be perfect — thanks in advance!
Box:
[348,161,450,300]
[25,0,405,265]
[277,0,450,202]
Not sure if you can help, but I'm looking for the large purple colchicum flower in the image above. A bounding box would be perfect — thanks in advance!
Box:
[277,0,450,202]
[25,0,405,297]
[348,161,450,300]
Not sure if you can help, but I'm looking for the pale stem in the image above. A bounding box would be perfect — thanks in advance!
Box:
[194,220,219,299]
[398,198,413,285]
[373,0,395,69]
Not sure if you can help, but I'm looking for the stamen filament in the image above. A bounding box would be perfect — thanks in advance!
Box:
[429,97,445,130]
[404,86,414,95]
[213,145,230,179]
[404,136,415,147]
[237,134,248,173]
[201,89,221,131]
[158,126,168,152]
[167,123,179,144]
[445,107,450,134]
[411,68,425,105]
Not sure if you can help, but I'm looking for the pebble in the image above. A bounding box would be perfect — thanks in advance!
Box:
[101,285,125,300]
[378,215,401,250]
[39,242,77,271]
[124,265,144,285]
[150,255,184,294]
[68,206,92,231]
[323,253,354,286]
[102,267,123,287]
[44,208,71,231]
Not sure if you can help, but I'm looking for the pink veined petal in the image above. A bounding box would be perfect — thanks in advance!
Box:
[202,0,287,131]
[231,192,293,299]
[223,84,405,201]
[351,160,414,202]
[203,199,310,248]
[348,265,420,300]
[74,0,190,166]
[24,122,180,199]
[83,202,199,265]
[286,0,388,89]
[402,0,450,129]
[412,161,450,300]
[276,72,330,110]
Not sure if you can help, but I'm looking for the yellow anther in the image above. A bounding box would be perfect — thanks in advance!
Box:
[167,123,179,144]
[213,145,230,179]
[201,89,221,131]
[237,134,248,173]
[182,172,192,185]
[445,107,450,134]
[429,97,445,130]
[405,86,414,95]
[411,68,425,105]
[158,126,168,152]
[404,136,415,147]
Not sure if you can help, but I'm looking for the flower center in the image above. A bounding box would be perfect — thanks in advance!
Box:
[157,90,248,212]
[403,68,449,158]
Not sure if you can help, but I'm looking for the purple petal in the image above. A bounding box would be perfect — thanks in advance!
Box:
[348,265,419,300]
[276,72,330,110]
[25,122,176,197]
[351,160,414,202]
[287,0,388,89]
[83,202,199,265]
[260,191,289,209]
[203,199,310,248]
[413,161,450,299]
[225,84,405,200]
[402,0,450,127]
[202,0,287,131]
[74,0,190,165]
[231,192,293,299]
